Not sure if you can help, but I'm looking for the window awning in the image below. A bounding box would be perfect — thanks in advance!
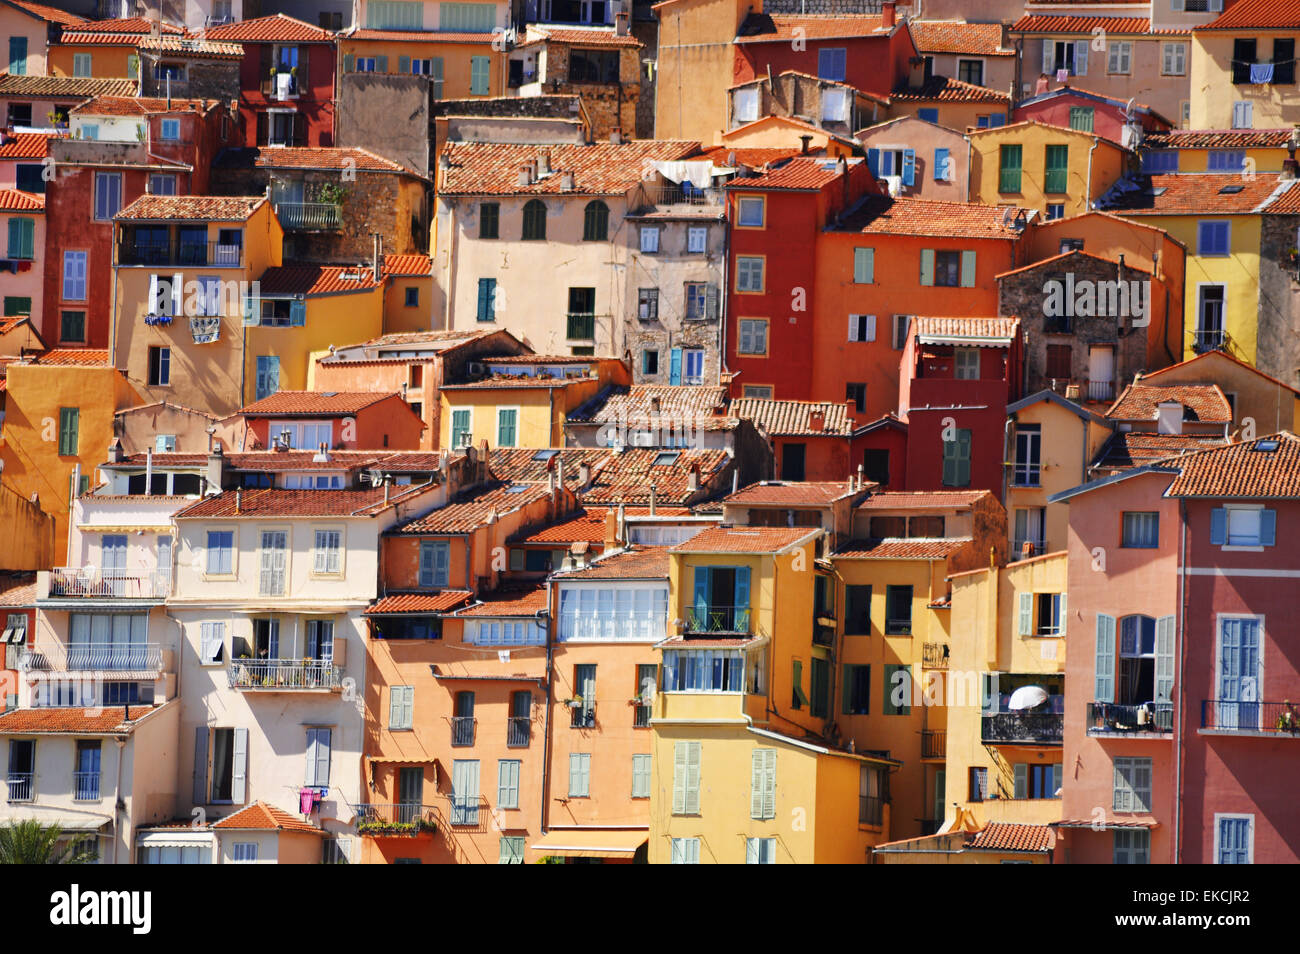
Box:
[530,828,648,858]
[7,809,110,831]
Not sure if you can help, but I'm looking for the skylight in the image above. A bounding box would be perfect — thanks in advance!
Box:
[532,449,559,461]
[1218,185,1244,194]
[1254,439,1280,451]
[653,451,680,466]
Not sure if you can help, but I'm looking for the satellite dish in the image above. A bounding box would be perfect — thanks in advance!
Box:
[365,469,384,485]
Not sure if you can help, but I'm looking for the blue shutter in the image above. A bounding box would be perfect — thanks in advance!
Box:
[989,114,1006,127]
[5,218,19,259]
[1094,614,1116,703]
[289,299,306,326]
[902,149,915,186]
[867,148,880,177]
[933,147,949,181]
[1260,508,1276,546]
[1210,507,1227,545]
[693,567,710,622]
[733,566,750,618]
[669,347,682,385]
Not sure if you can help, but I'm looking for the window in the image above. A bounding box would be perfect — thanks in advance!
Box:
[847,313,875,343]
[57,407,79,456]
[942,428,972,487]
[497,759,520,809]
[998,144,1022,193]
[846,383,866,413]
[1197,285,1226,350]
[917,108,939,124]
[305,727,331,787]
[957,58,983,86]
[683,349,705,384]
[258,530,287,595]
[8,36,27,75]
[450,760,480,825]
[631,753,652,798]
[641,349,659,376]
[149,173,176,196]
[1013,762,1062,799]
[1114,828,1150,864]
[2,295,30,317]
[450,408,472,449]
[147,346,170,387]
[953,347,980,379]
[206,530,234,575]
[809,656,829,718]
[498,835,524,864]
[567,287,596,340]
[684,282,711,319]
[389,686,414,729]
[583,200,609,241]
[969,766,988,802]
[93,172,121,221]
[204,727,246,804]
[469,56,490,95]
[73,739,100,800]
[63,251,87,300]
[1232,101,1252,129]
[5,217,33,260]
[892,314,911,350]
[736,256,764,292]
[230,842,257,863]
[737,318,767,355]
[1198,221,1231,257]
[843,664,870,714]
[198,620,224,665]
[476,277,496,322]
[1107,41,1132,74]
[496,408,517,447]
[159,118,180,141]
[571,663,596,727]
[418,540,450,587]
[921,249,973,287]
[1122,512,1159,548]
[1231,37,1256,85]
[885,585,912,636]
[746,837,775,864]
[639,226,659,253]
[1207,150,1245,172]
[1029,592,1065,637]
[670,837,700,863]
[883,663,912,715]
[1113,757,1152,812]
[268,421,331,450]
[1013,425,1040,486]
[568,48,619,83]
[1274,38,1296,85]
[1069,107,1094,133]
[687,226,707,253]
[822,87,849,122]
[1162,42,1186,76]
[567,752,591,797]
[255,356,280,400]
[1141,150,1179,174]
[781,443,805,481]
[671,741,701,814]
[844,585,871,635]
[1216,815,1253,864]
[637,288,658,321]
[479,202,499,239]
[736,196,764,227]
[312,530,341,575]
[1211,506,1275,547]
[734,87,758,124]
[742,385,773,399]
[817,47,846,82]
[853,247,874,284]
[860,764,885,825]
[522,199,546,240]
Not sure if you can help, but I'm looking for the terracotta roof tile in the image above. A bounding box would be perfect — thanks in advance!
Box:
[510,510,607,545]
[382,254,434,277]
[736,13,890,43]
[439,140,701,196]
[699,145,804,168]
[117,193,265,221]
[568,385,727,425]
[1200,0,1300,30]
[58,30,158,45]
[858,490,989,511]
[1091,431,1226,470]
[137,34,243,59]
[523,26,643,48]
[730,398,855,437]
[0,74,137,98]
[6,0,85,26]
[393,482,552,534]
[581,448,730,506]
[909,20,1013,56]
[553,545,670,579]
[834,536,972,559]
[1142,129,1294,150]
[891,74,1010,104]
[257,265,382,296]
[254,146,409,173]
[673,525,818,553]
[176,485,427,519]
[455,585,549,617]
[0,705,158,733]
[64,16,182,33]
[969,822,1055,852]
[914,316,1019,343]
[0,188,42,211]
[1106,383,1232,423]
[72,95,218,116]
[367,590,473,615]
[31,348,109,366]
[726,155,856,191]
[490,448,615,486]
[1165,432,1300,498]
[1012,15,1159,36]
[837,194,1029,238]
[0,572,36,607]
[239,390,396,416]
[205,13,336,43]
[212,801,323,833]
[725,481,862,506]
[1140,348,1300,398]
[1102,173,1293,216]
[0,132,54,159]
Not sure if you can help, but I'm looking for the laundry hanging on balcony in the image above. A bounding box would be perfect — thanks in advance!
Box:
[649,160,715,189]
[1250,62,1275,84]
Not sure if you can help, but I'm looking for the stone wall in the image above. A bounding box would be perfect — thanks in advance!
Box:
[1257,213,1300,384]
[141,60,241,103]
[336,72,431,177]
[543,44,641,141]
[632,20,657,140]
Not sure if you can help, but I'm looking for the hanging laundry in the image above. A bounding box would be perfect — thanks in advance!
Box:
[1250,62,1275,84]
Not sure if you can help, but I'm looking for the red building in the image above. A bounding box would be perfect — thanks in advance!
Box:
[0,572,35,714]
[224,391,426,452]
[732,4,916,102]
[724,156,878,403]
[1012,84,1174,145]
[205,14,337,148]
[41,96,233,349]
[899,316,1021,501]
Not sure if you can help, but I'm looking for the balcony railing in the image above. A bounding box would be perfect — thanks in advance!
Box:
[355,802,439,836]
[74,772,100,801]
[451,716,476,747]
[633,701,652,728]
[1011,465,1040,488]
[6,773,32,802]
[1087,379,1115,402]
[1012,537,1046,557]
[507,716,531,747]
[21,642,162,672]
[635,183,723,211]
[922,642,949,669]
[981,711,1063,744]
[228,658,340,690]
[683,606,751,635]
[1087,701,1173,735]
[570,702,596,729]
[117,239,243,268]
[48,567,170,600]
[566,312,595,341]
[1201,699,1300,735]
[922,730,946,759]
[1192,329,1226,354]
[274,201,341,231]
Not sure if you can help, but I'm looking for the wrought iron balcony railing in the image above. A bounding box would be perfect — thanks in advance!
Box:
[6,773,32,802]
[117,239,243,268]
[228,658,340,690]
[507,716,531,747]
[1201,699,1300,735]
[21,642,162,672]
[355,802,439,836]
[1087,379,1115,402]
[922,729,946,759]
[981,710,1063,744]
[74,771,100,801]
[1087,701,1173,735]
[683,605,751,635]
[570,702,596,728]
[451,716,476,747]
[273,201,341,231]
[922,642,949,669]
[48,567,170,599]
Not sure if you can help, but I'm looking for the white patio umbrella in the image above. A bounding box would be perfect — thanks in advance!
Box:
[1008,685,1049,711]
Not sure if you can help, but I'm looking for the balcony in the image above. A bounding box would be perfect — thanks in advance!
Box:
[922,642,949,669]
[5,773,32,802]
[1192,329,1226,354]
[21,642,163,673]
[922,730,946,759]
[566,312,595,341]
[1086,379,1115,402]
[451,716,476,747]
[633,183,724,214]
[228,658,341,691]
[273,201,341,231]
[260,73,301,99]
[117,239,243,268]
[355,802,439,837]
[1012,537,1046,557]
[1087,701,1173,736]
[981,711,1063,744]
[47,567,170,600]
[569,702,596,729]
[683,606,751,635]
[1201,699,1300,736]
[507,716,531,747]
[633,701,652,728]
[74,772,100,802]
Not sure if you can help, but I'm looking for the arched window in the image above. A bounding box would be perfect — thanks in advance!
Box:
[583,200,609,241]
[522,199,547,240]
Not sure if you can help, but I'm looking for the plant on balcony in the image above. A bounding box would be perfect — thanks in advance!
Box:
[317,182,348,207]
[1277,701,1300,734]
[565,695,583,708]
[357,815,435,836]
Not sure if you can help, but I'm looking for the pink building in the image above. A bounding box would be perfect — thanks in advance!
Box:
[1,187,42,324]
[1012,85,1174,148]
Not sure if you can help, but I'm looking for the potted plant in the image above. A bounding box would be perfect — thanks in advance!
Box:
[565,695,583,708]
[1276,701,1299,734]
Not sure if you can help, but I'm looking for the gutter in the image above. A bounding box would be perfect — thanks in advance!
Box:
[1174,496,1188,864]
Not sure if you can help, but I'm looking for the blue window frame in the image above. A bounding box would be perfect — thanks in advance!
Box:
[1197,221,1231,257]
[206,530,234,574]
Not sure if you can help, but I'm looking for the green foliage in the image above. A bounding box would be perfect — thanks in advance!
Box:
[0,820,95,864]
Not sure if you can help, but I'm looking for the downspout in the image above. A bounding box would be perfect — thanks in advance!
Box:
[539,576,555,834]
[112,735,126,865]
[1086,136,1099,212]
[1002,413,1014,511]
[963,133,972,203]
[720,193,731,384]
[1174,496,1189,864]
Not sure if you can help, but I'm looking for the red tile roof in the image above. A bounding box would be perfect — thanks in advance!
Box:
[205,13,336,43]
[137,35,244,59]
[1105,173,1292,216]
[672,525,818,553]
[1142,129,1294,150]
[439,140,701,196]
[1092,431,1227,471]
[456,585,549,617]
[914,316,1020,343]
[238,390,396,416]
[581,448,730,506]
[367,590,473,615]
[1012,16,1159,36]
[72,95,219,116]
[30,348,110,366]
[909,20,1013,56]
[116,194,266,221]
[969,822,1055,852]
[735,13,890,43]
[257,265,382,297]
[0,705,158,733]
[254,146,410,173]
[838,195,1029,238]
[1199,0,1300,30]
[57,29,157,45]
[726,156,855,192]
[64,16,182,33]
[1106,383,1232,423]
[176,485,428,519]
[393,482,553,534]
[859,490,988,511]
[1165,433,1300,498]
[700,145,805,168]
[490,448,615,487]
[1140,348,1300,397]
[382,254,434,277]
[212,801,323,833]
[522,26,643,48]
[0,188,42,211]
[5,0,85,26]
[553,545,670,579]
[0,132,53,159]
[569,385,728,425]
[725,481,862,506]
[0,74,137,98]
[729,398,856,437]
[834,537,972,559]
[0,572,35,607]
[511,510,608,545]
[892,75,1011,104]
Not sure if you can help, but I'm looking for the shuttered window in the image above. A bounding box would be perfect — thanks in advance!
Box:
[389,685,414,729]
[305,727,331,787]
[750,747,776,819]
[672,741,701,815]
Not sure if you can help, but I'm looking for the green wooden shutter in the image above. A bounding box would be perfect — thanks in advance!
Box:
[959,250,976,287]
[919,248,935,285]
[1094,614,1116,703]
[342,54,355,73]
[1044,144,1068,193]
[6,218,20,258]
[430,57,444,98]
[470,55,490,94]
[398,55,410,73]
[999,144,1022,193]
[58,407,79,456]
[1014,763,1027,799]
[375,55,388,73]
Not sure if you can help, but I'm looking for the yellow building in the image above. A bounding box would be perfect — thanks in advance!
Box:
[945,552,1067,829]
[439,356,630,449]
[249,264,386,395]
[1189,0,1300,130]
[1138,349,1300,435]
[46,18,183,79]
[652,0,751,145]
[111,194,284,417]
[382,254,435,334]
[968,121,1131,220]
[1140,129,1292,174]
[649,525,895,863]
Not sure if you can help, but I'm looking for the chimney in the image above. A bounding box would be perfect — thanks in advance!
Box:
[882,0,896,29]
[688,463,700,492]
[615,10,629,36]
[206,445,225,495]
[145,447,153,496]
[650,395,661,414]
[556,455,566,493]
[384,480,391,506]
[561,170,575,190]
[538,152,551,176]
[517,164,533,187]
[234,489,241,514]
[106,438,124,464]
[610,128,623,145]
[857,463,865,490]
[800,134,813,155]
[372,233,382,283]
[809,408,826,431]
[649,482,657,515]
[578,461,590,488]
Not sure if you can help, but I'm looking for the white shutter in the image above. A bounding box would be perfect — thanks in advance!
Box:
[746,838,758,864]
[672,741,687,814]
[1018,592,1033,637]
[864,314,876,341]
[686,742,700,814]
[848,314,860,342]
[1057,593,1067,636]
[1074,40,1088,75]
[147,274,160,316]
[232,727,248,803]
[750,748,764,818]
[1042,40,1054,75]
[192,727,208,805]
[1154,615,1175,704]
[762,749,775,818]
[171,272,183,314]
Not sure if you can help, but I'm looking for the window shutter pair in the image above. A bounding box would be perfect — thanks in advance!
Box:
[933,147,949,182]
[398,55,411,73]
[305,728,330,787]
[750,748,776,819]
[6,218,33,259]
[848,314,876,342]
[672,741,700,814]
[58,407,78,456]
[389,686,414,728]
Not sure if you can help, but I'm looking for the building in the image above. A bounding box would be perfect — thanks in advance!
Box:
[886,75,1011,132]
[856,117,968,202]
[509,24,642,141]
[908,19,1016,96]
[1012,84,1174,149]
[0,0,85,81]
[1137,349,1300,435]
[1139,128,1295,175]
[113,399,218,455]
[872,818,1056,863]
[221,390,425,452]
[1189,0,1300,130]
[1,187,42,325]
[382,253,435,333]
[0,73,137,133]
[727,71,887,144]
[46,16,184,81]
[729,397,904,486]
[0,130,51,193]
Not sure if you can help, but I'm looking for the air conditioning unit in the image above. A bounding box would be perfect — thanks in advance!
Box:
[468,361,485,376]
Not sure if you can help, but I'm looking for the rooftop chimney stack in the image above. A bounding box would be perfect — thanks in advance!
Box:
[882,0,896,29]
[615,11,628,36]
[578,461,591,487]
[517,164,532,187]
[610,128,623,145]
[800,134,813,155]
[372,233,382,283]
[206,445,225,495]
[561,170,576,190]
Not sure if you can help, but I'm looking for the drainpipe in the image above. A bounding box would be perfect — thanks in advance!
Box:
[112,736,126,865]
[719,196,731,385]
[1174,497,1189,864]
[1086,137,1099,212]
[539,577,555,835]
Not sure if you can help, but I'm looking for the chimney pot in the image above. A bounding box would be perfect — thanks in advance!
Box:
[610,128,623,145]
[561,170,576,190]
